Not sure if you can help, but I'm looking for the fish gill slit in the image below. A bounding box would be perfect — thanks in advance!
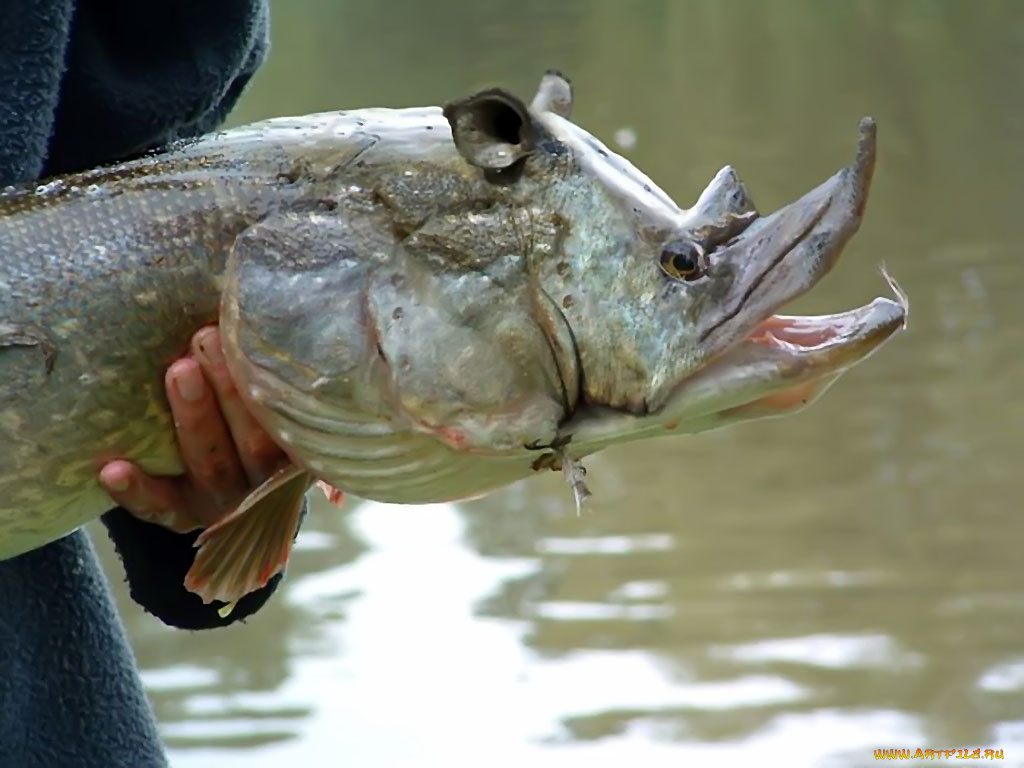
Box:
[527,285,570,413]
[549,287,585,425]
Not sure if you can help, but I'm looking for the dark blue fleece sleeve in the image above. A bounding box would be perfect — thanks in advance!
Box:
[0,1,281,765]
[0,536,169,768]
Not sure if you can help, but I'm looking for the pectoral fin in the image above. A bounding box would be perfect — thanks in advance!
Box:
[184,464,313,609]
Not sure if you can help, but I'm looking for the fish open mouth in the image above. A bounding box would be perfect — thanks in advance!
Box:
[660,118,907,423]
[662,117,908,425]
[698,274,908,421]
[561,118,908,450]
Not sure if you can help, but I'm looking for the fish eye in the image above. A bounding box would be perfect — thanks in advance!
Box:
[659,239,707,281]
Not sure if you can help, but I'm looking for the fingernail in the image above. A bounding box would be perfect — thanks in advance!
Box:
[105,471,130,493]
[195,329,223,364]
[174,363,204,402]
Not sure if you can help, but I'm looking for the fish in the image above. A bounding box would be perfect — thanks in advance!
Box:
[0,71,907,610]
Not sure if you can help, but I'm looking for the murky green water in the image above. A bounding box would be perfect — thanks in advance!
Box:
[91,1,1024,765]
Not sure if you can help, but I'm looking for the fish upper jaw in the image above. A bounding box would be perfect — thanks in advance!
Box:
[693,118,878,360]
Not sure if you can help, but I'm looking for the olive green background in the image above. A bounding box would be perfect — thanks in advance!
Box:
[91,2,1024,766]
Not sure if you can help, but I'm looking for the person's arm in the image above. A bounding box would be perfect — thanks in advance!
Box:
[0,0,293,629]
[43,0,269,178]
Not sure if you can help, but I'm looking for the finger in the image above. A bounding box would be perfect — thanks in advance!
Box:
[166,356,248,516]
[191,326,286,485]
[99,460,199,533]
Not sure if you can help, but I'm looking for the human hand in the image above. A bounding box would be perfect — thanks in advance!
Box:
[99,326,288,532]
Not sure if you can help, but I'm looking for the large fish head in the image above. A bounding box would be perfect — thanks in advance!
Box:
[444,73,907,453]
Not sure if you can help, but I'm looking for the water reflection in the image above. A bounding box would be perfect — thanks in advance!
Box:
[89,0,1024,765]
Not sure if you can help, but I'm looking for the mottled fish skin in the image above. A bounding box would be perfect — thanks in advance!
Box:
[0,75,904,560]
[0,128,289,553]
[0,104,575,556]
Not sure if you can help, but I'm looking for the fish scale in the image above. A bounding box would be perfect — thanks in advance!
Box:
[0,73,905,606]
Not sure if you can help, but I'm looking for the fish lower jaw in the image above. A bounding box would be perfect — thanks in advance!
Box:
[678,296,905,416]
[558,293,906,455]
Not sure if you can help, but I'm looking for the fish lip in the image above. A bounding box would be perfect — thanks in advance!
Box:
[658,270,908,422]
[695,117,878,356]
[733,293,907,386]
[555,287,907,451]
